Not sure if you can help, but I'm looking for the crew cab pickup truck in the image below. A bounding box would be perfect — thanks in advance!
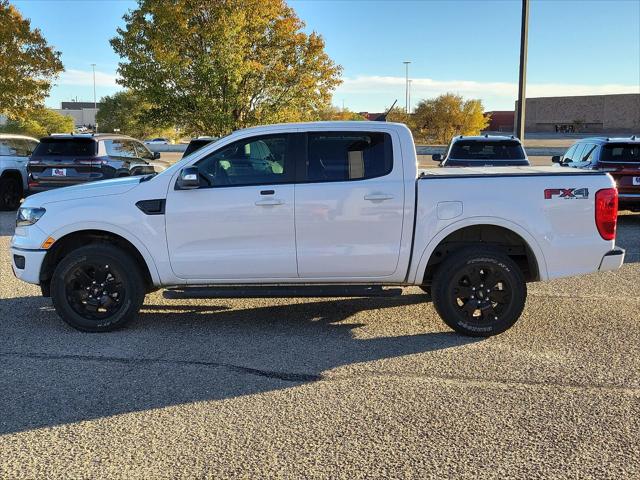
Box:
[10,122,624,336]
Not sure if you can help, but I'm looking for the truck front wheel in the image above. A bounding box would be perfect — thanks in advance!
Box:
[431,247,526,337]
[50,245,145,332]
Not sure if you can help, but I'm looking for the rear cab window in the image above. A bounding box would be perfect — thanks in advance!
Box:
[600,144,640,164]
[449,140,526,161]
[33,138,96,157]
[305,132,393,182]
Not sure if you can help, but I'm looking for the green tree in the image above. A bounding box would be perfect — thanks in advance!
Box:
[0,0,64,119]
[96,90,175,140]
[316,105,365,121]
[412,93,489,144]
[111,0,342,136]
[0,108,74,137]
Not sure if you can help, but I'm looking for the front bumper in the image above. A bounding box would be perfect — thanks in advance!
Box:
[10,247,47,284]
[598,248,625,272]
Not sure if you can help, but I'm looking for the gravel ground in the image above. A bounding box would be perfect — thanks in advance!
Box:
[1,209,639,479]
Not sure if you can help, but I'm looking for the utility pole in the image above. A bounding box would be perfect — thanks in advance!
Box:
[91,63,98,133]
[515,0,529,140]
[403,61,411,113]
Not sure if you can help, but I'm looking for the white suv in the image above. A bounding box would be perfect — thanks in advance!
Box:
[0,134,39,210]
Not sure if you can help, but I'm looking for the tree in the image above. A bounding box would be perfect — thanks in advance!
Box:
[316,105,365,121]
[0,0,64,119]
[96,90,175,139]
[0,108,74,137]
[110,0,342,136]
[412,93,489,144]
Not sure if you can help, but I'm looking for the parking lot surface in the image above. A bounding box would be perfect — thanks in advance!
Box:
[1,210,639,478]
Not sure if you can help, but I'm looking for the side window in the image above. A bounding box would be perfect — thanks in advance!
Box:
[12,139,33,157]
[562,145,578,162]
[26,140,39,155]
[306,132,393,182]
[105,139,137,158]
[134,141,154,160]
[195,134,293,187]
[571,144,586,164]
[582,144,597,162]
[0,140,16,156]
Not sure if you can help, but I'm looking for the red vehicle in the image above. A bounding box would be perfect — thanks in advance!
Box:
[553,136,640,211]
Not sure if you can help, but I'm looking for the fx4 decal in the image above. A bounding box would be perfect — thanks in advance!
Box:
[544,188,589,199]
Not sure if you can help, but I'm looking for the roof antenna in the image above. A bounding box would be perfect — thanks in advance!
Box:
[374,99,398,121]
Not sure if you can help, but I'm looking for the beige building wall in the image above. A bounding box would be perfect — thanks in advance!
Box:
[518,94,640,133]
[53,108,98,127]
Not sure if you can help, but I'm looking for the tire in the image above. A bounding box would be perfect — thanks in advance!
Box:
[50,244,145,332]
[0,175,23,211]
[431,247,526,337]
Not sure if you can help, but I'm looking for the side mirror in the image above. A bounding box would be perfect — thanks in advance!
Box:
[432,153,443,162]
[153,151,161,160]
[177,166,200,189]
[551,155,562,164]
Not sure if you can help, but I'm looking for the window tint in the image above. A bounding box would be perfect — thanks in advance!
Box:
[582,144,597,162]
[105,139,138,158]
[184,139,214,156]
[32,138,96,156]
[449,140,525,160]
[600,144,640,163]
[196,134,292,187]
[306,132,393,182]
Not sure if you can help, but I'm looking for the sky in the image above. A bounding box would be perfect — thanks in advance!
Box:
[12,0,640,113]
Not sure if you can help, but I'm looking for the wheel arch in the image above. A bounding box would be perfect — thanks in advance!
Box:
[39,226,161,296]
[1,168,25,188]
[411,218,548,285]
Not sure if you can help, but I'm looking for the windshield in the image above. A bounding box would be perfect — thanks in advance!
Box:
[600,143,640,163]
[33,138,96,156]
[449,140,525,160]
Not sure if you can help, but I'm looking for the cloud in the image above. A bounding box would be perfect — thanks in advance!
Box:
[335,75,640,110]
[56,69,120,87]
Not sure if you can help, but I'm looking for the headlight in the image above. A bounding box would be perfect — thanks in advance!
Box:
[16,207,46,227]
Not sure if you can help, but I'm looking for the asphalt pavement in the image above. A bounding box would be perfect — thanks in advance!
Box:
[1,209,639,479]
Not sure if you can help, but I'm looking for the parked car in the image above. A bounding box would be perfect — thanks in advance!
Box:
[433,135,530,167]
[182,136,218,158]
[144,137,171,145]
[11,122,623,336]
[0,134,39,210]
[27,134,159,192]
[553,136,640,211]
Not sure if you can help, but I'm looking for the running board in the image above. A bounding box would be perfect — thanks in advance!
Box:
[163,285,404,299]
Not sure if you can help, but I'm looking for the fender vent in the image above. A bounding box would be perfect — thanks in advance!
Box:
[136,199,166,215]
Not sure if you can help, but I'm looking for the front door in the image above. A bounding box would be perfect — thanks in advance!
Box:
[294,131,405,278]
[165,133,298,280]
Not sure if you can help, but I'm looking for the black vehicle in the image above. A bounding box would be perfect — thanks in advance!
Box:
[433,135,530,167]
[182,136,218,158]
[28,134,160,192]
[552,136,640,211]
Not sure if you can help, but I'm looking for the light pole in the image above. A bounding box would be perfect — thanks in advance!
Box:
[408,79,412,114]
[403,61,411,113]
[515,0,529,140]
[91,63,97,133]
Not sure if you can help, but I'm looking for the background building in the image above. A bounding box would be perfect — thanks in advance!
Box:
[484,111,515,132]
[53,101,104,128]
[516,93,640,133]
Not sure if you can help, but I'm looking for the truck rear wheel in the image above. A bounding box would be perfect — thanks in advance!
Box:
[431,247,526,337]
[0,175,22,211]
[50,245,145,332]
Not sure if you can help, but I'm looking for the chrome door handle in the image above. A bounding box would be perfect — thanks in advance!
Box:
[364,194,394,201]
[255,199,284,206]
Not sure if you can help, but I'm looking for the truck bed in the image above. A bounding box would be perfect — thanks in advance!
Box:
[419,166,606,179]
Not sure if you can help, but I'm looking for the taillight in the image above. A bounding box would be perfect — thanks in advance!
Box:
[595,188,618,241]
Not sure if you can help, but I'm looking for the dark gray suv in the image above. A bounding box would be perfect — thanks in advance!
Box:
[28,134,159,192]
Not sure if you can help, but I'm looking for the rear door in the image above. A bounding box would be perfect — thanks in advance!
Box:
[599,143,640,197]
[294,130,405,279]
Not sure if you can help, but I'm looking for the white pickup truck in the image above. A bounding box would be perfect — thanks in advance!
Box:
[10,122,624,336]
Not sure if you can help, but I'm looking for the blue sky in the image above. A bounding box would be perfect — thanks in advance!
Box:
[12,0,640,112]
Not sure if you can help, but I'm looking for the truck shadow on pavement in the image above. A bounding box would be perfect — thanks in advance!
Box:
[0,293,478,434]
[617,213,640,263]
